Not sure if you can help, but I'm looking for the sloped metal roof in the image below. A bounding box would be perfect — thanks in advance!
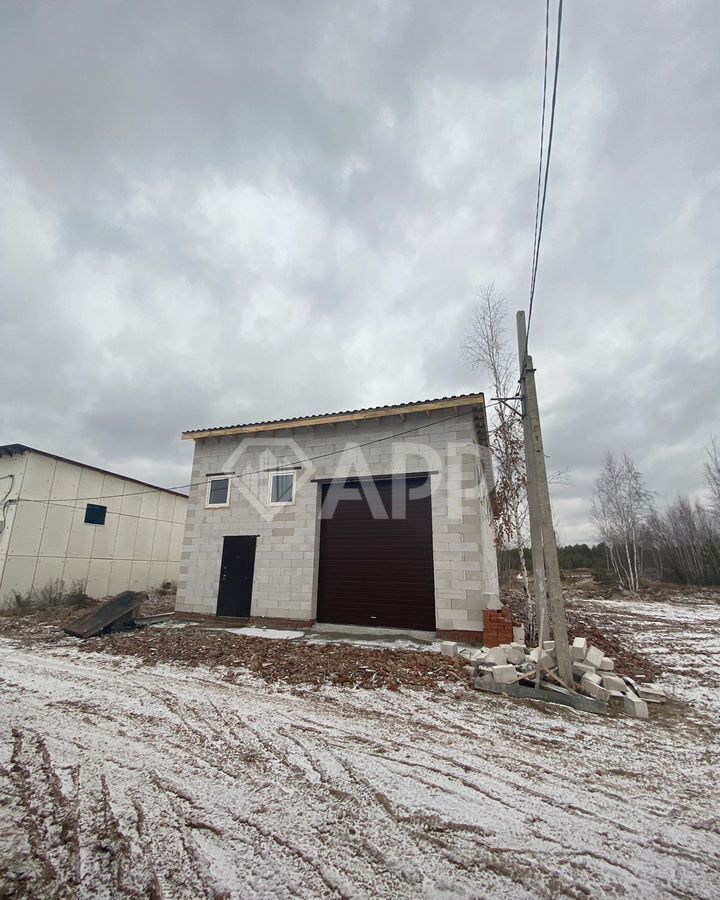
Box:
[0,443,188,497]
[182,393,486,440]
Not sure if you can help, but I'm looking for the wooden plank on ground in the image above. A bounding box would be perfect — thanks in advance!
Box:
[63,591,147,638]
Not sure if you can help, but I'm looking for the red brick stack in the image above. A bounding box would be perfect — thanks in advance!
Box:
[482,606,515,647]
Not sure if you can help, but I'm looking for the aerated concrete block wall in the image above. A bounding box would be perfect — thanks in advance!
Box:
[176,411,500,630]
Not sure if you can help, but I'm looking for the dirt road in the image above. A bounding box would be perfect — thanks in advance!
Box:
[1,594,719,899]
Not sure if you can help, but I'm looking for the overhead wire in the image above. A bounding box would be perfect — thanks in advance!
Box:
[521,0,564,373]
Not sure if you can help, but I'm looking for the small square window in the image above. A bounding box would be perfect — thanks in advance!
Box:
[269,471,295,504]
[84,503,107,525]
[206,477,230,507]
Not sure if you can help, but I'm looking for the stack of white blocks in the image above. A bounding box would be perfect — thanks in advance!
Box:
[571,636,657,718]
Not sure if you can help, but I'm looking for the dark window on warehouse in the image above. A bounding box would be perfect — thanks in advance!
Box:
[84,503,107,525]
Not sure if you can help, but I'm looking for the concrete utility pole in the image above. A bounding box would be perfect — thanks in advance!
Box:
[516,311,573,686]
[516,317,548,647]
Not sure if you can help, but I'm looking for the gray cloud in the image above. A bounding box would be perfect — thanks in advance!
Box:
[1,0,718,540]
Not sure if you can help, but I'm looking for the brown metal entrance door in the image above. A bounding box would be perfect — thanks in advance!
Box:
[317,476,435,630]
[216,536,257,617]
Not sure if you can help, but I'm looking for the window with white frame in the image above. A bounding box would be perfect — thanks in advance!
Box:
[268,470,295,505]
[206,476,230,508]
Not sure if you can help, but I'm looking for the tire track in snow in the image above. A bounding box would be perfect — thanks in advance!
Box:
[2,632,720,899]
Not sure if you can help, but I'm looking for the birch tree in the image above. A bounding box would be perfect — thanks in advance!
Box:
[590,451,653,591]
[705,436,720,519]
[464,286,533,624]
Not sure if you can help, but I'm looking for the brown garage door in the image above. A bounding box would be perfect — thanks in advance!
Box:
[316,475,436,630]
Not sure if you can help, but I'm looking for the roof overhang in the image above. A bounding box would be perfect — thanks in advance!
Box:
[182,394,487,441]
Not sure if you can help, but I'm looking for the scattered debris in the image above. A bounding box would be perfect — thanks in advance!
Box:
[470,637,666,718]
[504,587,663,680]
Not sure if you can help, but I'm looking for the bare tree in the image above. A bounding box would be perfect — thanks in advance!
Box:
[705,436,720,519]
[464,285,534,627]
[590,451,653,591]
[645,496,720,585]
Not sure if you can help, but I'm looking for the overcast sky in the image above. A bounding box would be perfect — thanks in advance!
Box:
[1,1,718,543]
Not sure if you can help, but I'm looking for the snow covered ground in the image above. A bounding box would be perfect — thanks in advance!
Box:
[1,593,719,899]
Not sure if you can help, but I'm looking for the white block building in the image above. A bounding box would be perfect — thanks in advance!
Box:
[176,395,501,642]
[0,444,187,609]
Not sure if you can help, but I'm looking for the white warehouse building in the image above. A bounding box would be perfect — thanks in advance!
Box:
[0,444,187,609]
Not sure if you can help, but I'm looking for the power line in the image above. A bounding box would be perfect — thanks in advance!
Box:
[20,403,501,506]
[529,0,550,330]
[522,0,564,370]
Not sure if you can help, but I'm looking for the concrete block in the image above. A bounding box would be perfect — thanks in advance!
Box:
[505,645,526,665]
[637,685,667,703]
[492,664,518,684]
[484,646,507,665]
[529,647,553,668]
[572,661,596,677]
[601,674,628,693]
[582,672,602,686]
[623,675,640,694]
[585,646,605,668]
[469,649,487,664]
[598,657,615,671]
[513,625,525,644]
[440,641,458,657]
[580,675,611,702]
[623,693,649,719]
[571,637,587,660]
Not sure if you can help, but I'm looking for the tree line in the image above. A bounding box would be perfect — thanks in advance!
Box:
[590,445,720,588]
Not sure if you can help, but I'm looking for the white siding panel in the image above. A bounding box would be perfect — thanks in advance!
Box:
[86,559,111,597]
[39,503,73,557]
[151,521,172,562]
[90,512,119,559]
[121,484,142,517]
[8,502,46,557]
[33,557,65,593]
[148,560,167,589]
[140,491,160,520]
[22,454,55,501]
[129,559,151,590]
[157,493,175,523]
[62,558,91,588]
[101,475,126,515]
[173,495,187,524]
[77,469,104,504]
[1,556,37,600]
[66,508,95,558]
[133,518,156,561]
[114,515,139,559]
[108,559,133,594]
[49,461,81,504]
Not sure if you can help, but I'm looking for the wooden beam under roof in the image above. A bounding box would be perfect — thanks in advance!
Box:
[181,394,486,440]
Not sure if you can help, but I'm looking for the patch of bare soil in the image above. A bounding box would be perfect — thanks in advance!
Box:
[80,628,470,691]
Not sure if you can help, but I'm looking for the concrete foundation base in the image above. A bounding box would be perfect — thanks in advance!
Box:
[175,612,315,630]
